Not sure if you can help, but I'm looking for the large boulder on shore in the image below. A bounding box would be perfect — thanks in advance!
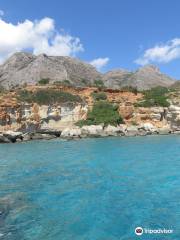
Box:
[61,127,82,138]
[104,125,125,136]
[0,134,11,143]
[158,126,171,135]
[81,125,104,136]
[2,131,23,142]
[125,125,139,136]
[138,123,158,133]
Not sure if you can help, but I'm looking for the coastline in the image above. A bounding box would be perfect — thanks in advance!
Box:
[0,123,179,143]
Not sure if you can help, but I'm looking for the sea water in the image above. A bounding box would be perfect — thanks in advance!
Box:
[0,135,180,239]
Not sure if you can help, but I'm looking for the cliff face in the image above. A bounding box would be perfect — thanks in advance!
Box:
[0,85,180,137]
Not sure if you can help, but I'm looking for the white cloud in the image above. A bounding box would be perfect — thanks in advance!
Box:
[0,17,84,63]
[90,57,109,70]
[135,38,180,65]
[0,10,4,17]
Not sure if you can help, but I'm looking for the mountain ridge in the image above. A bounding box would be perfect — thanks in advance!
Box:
[0,52,176,90]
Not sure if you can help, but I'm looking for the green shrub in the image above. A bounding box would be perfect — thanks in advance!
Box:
[0,85,5,93]
[77,101,123,127]
[121,86,138,95]
[18,89,82,105]
[53,81,61,85]
[93,79,105,88]
[62,80,71,86]
[38,78,50,85]
[17,90,34,102]
[53,80,72,86]
[135,86,170,107]
[80,78,88,85]
[91,92,107,101]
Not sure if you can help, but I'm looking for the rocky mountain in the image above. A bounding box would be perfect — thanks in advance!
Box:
[103,65,175,90]
[0,52,102,89]
[171,80,180,89]
[102,69,133,89]
[0,52,176,90]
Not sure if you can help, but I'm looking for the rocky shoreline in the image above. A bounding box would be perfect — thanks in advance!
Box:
[0,123,178,143]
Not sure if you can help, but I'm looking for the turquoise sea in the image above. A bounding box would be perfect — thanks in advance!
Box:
[0,135,180,240]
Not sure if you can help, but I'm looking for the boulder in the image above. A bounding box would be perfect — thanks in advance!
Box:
[37,129,61,137]
[158,126,171,135]
[81,125,104,136]
[0,134,11,143]
[150,113,161,121]
[32,133,55,140]
[3,131,23,143]
[3,131,22,138]
[125,126,139,136]
[22,133,32,141]
[138,123,158,133]
[169,105,180,112]
[61,127,82,138]
[104,125,124,136]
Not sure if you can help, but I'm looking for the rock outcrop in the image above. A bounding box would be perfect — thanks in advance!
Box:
[103,65,175,90]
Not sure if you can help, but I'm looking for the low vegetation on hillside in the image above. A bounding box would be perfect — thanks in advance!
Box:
[121,86,138,95]
[38,78,50,85]
[91,92,107,101]
[135,86,170,107]
[77,101,123,127]
[18,89,82,105]
[53,80,72,86]
[93,79,105,88]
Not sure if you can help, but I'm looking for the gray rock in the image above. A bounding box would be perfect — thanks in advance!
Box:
[104,125,125,136]
[31,133,56,140]
[138,123,158,133]
[125,126,139,136]
[0,52,176,90]
[0,52,102,89]
[3,131,23,142]
[158,127,171,135]
[0,134,11,143]
[103,65,175,90]
[37,129,61,137]
[103,69,132,89]
[61,127,82,138]
[81,125,104,136]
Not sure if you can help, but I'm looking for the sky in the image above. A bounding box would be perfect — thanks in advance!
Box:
[1,0,180,78]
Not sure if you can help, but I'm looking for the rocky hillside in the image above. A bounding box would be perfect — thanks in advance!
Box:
[0,84,180,142]
[0,52,176,90]
[0,52,102,89]
[103,65,175,90]
[171,80,180,89]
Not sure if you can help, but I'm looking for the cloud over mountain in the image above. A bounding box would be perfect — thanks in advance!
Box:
[0,17,84,63]
[135,38,180,65]
[90,57,109,70]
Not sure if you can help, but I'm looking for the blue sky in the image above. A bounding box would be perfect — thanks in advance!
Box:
[1,0,180,78]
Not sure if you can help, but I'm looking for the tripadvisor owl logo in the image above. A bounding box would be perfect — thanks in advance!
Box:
[135,227,143,236]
